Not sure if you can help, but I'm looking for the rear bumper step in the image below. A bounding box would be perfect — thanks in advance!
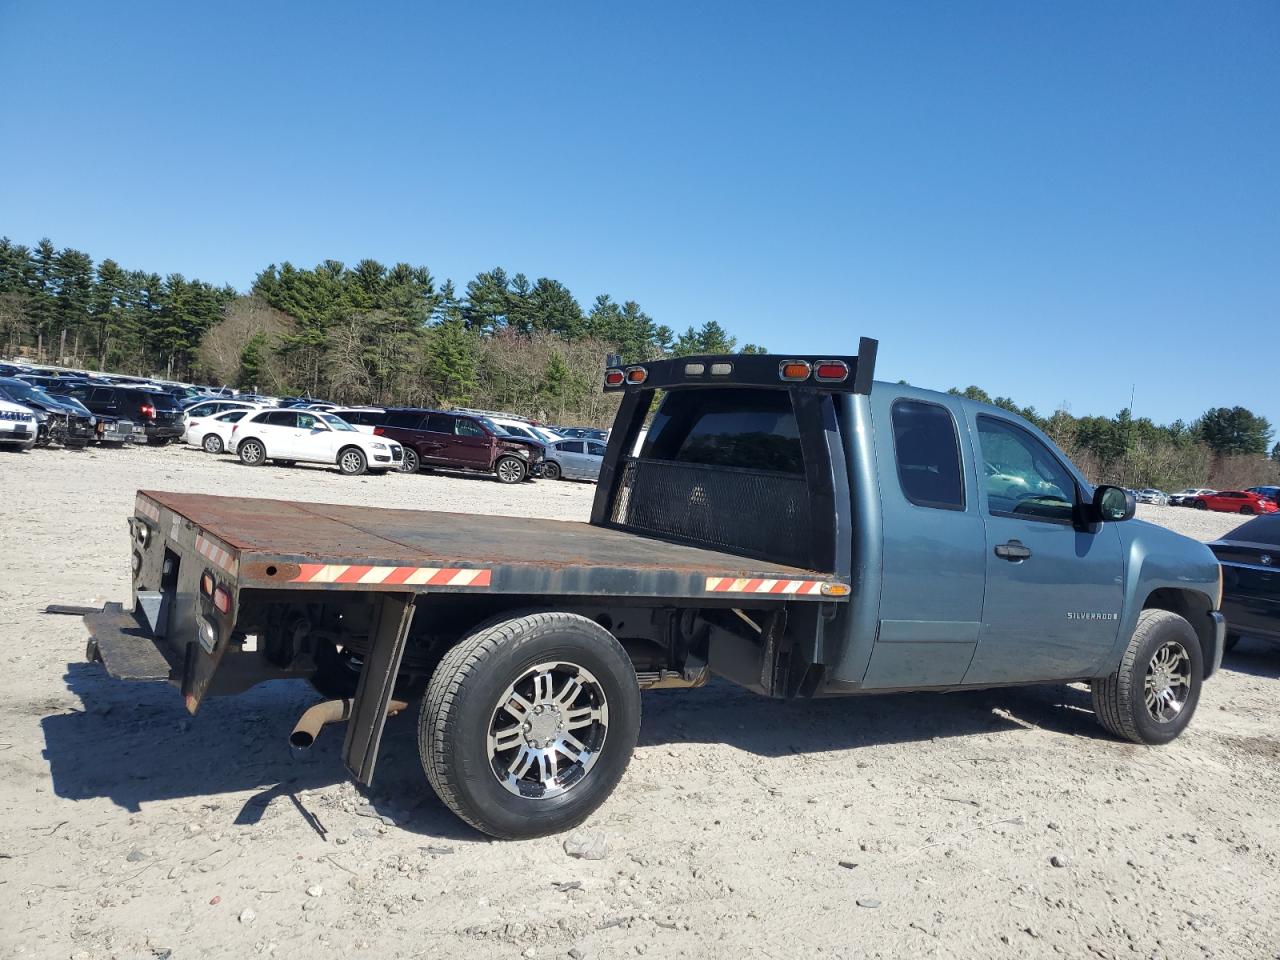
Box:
[84,602,184,682]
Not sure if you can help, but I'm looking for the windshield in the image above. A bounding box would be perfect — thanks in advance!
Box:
[320,414,356,431]
[1226,515,1280,545]
[0,380,56,406]
[532,427,561,443]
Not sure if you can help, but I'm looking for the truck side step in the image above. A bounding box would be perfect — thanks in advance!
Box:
[83,602,182,682]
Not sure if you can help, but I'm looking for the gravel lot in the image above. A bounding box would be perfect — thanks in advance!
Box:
[1,445,1277,960]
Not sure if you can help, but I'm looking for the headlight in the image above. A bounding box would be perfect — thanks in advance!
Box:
[370,442,388,450]
[90,416,98,426]
[514,448,529,457]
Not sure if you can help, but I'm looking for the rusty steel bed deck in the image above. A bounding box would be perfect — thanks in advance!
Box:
[138,491,848,602]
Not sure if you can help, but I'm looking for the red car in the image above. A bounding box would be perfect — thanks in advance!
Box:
[1192,490,1279,515]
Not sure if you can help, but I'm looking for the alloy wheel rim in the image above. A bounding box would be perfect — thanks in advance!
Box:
[243,443,261,462]
[342,451,362,472]
[487,661,609,799]
[204,436,219,452]
[499,459,522,482]
[402,450,418,472]
[1144,640,1192,723]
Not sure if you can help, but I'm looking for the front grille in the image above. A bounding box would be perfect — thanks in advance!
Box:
[610,457,813,567]
[391,447,403,461]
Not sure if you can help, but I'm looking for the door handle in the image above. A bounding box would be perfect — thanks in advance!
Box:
[994,540,1032,561]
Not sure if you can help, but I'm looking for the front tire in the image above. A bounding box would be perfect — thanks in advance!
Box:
[419,612,640,839]
[542,460,562,481]
[1091,609,1203,745]
[202,434,224,454]
[495,456,527,484]
[1194,499,1207,510]
[238,439,266,466]
[338,446,368,476]
[1239,506,1254,515]
[401,448,420,474]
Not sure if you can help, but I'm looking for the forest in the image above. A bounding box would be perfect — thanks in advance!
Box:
[1,235,1275,490]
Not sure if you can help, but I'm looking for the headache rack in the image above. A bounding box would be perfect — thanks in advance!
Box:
[591,338,874,573]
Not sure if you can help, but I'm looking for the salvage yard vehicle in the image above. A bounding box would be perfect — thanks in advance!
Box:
[1192,490,1278,515]
[77,338,1227,840]
[373,408,545,482]
[543,437,606,481]
[0,377,95,447]
[0,396,37,449]
[187,409,251,453]
[1210,513,1280,653]
[231,409,404,475]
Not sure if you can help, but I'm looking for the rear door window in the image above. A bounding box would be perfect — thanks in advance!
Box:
[387,411,427,430]
[891,399,965,510]
[560,440,585,454]
[641,388,803,474]
[587,441,607,457]
[424,413,453,433]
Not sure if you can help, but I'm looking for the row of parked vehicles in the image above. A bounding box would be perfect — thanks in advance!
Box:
[1129,486,1280,514]
[0,360,614,483]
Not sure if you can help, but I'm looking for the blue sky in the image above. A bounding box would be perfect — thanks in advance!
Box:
[1,1,1276,428]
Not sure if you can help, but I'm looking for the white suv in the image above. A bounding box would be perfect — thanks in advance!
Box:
[0,397,37,450]
[232,409,403,475]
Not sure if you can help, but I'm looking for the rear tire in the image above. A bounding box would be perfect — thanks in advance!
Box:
[1194,500,1207,510]
[543,461,562,481]
[495,456,527,484]
[419,612,640,839]
[202,434,224,454]
[1091,609,1203,745]
[338,446,368,476]
[1239,506,1254,515]
[401,448,420,474]
[238,439,266,466]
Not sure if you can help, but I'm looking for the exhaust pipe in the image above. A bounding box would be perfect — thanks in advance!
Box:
[289,697,409,750]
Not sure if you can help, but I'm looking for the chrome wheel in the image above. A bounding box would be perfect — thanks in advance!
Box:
[202,434,223,454]
[487,661,609,799]
[401,448,419,473]
[1144,640,1192,723]
[340,449,365,474]
[240,440,263,464]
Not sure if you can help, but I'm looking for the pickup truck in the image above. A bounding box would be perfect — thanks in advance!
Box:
[78,338,1226,839]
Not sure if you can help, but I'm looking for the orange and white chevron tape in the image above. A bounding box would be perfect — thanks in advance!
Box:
[704,576,828,595]
[290,564,492,587]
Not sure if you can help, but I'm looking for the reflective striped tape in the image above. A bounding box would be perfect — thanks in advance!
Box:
[135,497,161,522]
[196,533,239,577]
[704,576,829,595]
[290,564,493,588]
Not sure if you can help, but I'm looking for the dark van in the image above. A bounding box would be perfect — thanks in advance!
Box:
[373,408,544,482]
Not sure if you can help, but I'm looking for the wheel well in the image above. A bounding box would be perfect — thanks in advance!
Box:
[337,443,365,462]
[237,436,262,451]
[1143,588,1216,677]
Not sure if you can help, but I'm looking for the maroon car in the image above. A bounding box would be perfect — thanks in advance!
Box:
[373,408,545,482]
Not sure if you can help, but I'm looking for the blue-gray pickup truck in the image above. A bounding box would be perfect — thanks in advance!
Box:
[79,337,1225,838]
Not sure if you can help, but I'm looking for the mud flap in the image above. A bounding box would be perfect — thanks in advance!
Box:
[342,593,416,785]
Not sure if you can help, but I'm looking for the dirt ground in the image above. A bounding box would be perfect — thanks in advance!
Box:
[2,445,1278,960]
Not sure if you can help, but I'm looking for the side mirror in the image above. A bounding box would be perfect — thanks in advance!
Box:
[1092,485,1135,523]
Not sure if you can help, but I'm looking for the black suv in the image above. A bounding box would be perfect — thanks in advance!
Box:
[69,384,185,444]
[370,408,545,482]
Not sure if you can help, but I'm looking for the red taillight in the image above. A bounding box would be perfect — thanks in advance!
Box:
[231,424,238,434]
[625,366,648,384]
[140,403,155,418]
[212,586,232,615]
[604,368,625,388]
[814,361,850,383]
[373,426,385,436]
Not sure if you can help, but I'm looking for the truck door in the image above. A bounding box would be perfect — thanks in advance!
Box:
[964,414,1123,684]
[862,395,986,688]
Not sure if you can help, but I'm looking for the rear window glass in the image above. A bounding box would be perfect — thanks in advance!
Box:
[1227,515,1280,545]
[891,399,965,510]
[145,391,180,410]
[641,388,803,474]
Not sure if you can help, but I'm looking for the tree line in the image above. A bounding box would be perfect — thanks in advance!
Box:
[947,385,1279,492]
[0,237,759,424]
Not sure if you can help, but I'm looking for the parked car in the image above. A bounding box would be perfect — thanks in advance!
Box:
[187,409,253,453]
[182,399,262,440]
[232,409,403,475]
[1169,488,1216,507]
[1135,489,1170,505]
[82,339,1226,841]
[1245,486,1280,504]
[0,377,95,447]
[1209,513,1280,653]
[543,437,606,481]
[66,384,186,445]
[0,396,37,450]
[373,408,545,482]
[29,378,144,445]
[555,426,609,442]
[1191,490,1278,515]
